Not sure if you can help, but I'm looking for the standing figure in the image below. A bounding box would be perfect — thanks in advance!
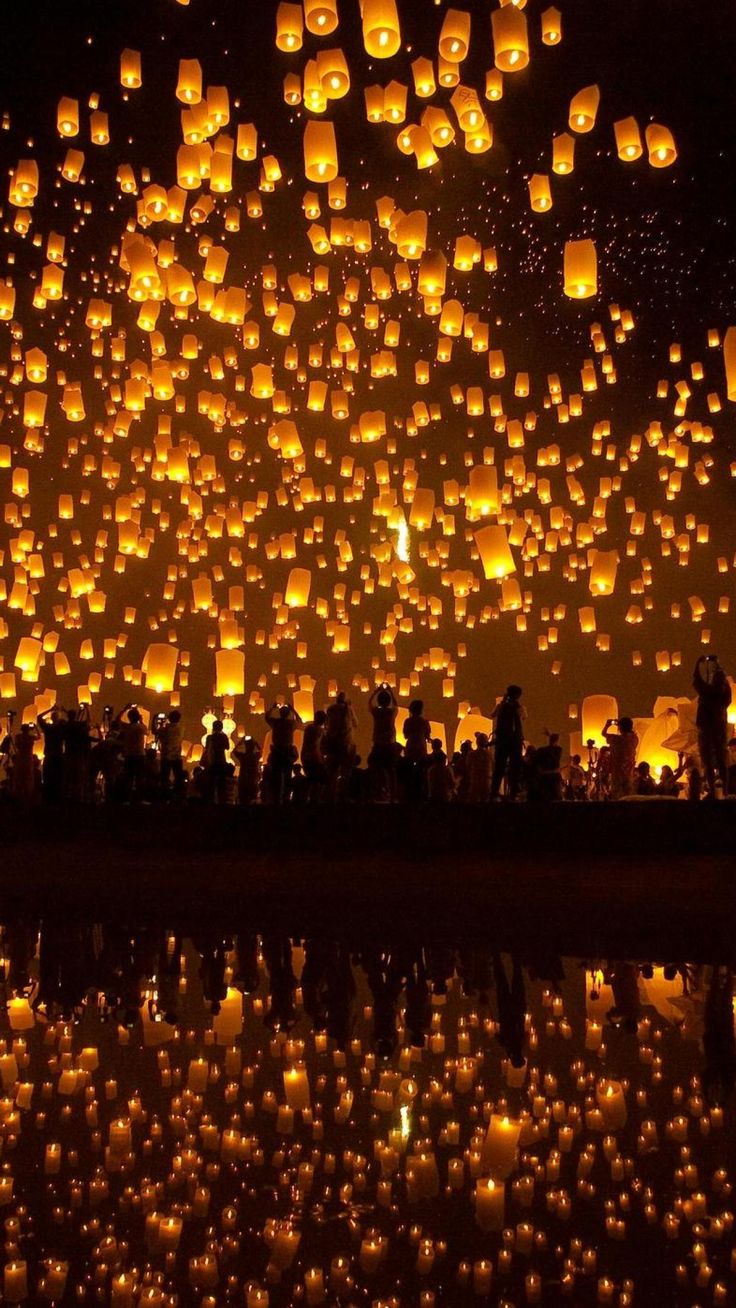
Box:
[693,655,732,797]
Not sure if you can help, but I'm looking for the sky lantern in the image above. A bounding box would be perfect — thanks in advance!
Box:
[303,121,338,181]
[143,643,179,693]
[362,0,401,58]
[614,116,643,161]
[564,239,598,299]
[475,525,516,579]
[541,6,562,44]
[439,9,471,62]
[304,0,339,37]
[724,327,736,401]
[588,549,619,596]
[275,2,304,51]
[215,649,245,697]
[645,123,677,167]
[569,84,600,133]
[492,7,529,72]
[552,133,575,175]
[529,174,552,211]
[581,694,618,747]
[176,58,202,103]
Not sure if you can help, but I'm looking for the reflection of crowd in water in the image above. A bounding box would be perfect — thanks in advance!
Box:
[1,657,733,804]
[2,922,734,1103]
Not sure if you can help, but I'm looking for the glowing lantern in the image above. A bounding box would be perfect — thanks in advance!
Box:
[396,210,428,259]
[645,123,677,168]
[439,9,471,62]
[588,549,618,595]
[563,239,597,299]
[724,327,736,402]
[492,7,529,72]
[552,133,575,174]
[176,59,202,104]
[120,48,142,88]
[466,465,499,517]
[276,2,304,50]
[541,7,562,44]
[362,0,401,57]
[569,84,600,133]
[14,637,42,675]
[304,0,339,36]
[475,525,516,579]
[57,97,79,136]
[285,568,312,608]
[529,174,552,212]
[303,121,338,182]
[143,643,178,694]
[614,116,643,161]
[216,649,245,697]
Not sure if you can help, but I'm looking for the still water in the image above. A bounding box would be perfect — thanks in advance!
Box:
[0,922,733,1306]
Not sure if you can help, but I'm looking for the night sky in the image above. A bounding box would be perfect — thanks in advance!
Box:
[1,0,735,752]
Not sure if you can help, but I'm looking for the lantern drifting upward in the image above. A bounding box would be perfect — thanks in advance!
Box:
[564,239,597,299]
[645,123,677,167]
[215,649,245,698]
[492,7,529,72]
[475,525,516,579]
[724,326,736,402]
[362,0,401,58]
[143,643,178,694]
[614,116,643,161]
[303,121,338,182]
[569,84,600,133]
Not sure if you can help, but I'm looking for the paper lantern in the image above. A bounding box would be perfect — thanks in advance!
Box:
[120,48,142,88]
[216,649,245,697]
[724,327,736,402]
[588,549,618,595]
[176,59,203,104]
[552,133,575,174]
[492,7,529,72]
[475,525,515,579]
[285,568,312,608]
[439,9,471,62]
[57,97,79,136]
[143,643,178,693]
[304,0,339,36]
[564,239,597,299]
[362,0,401,57]
[466,465,499,516]
[541,7,562,44]
[569,84,600,133]
[645,123,677,168]
[303,121,338,182]
[396,210,428,259]
[529,174,552,211]
[614,116,643,162]
[276,2,304,50]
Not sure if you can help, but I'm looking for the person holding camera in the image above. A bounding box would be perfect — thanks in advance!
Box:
[601,716,638,799]
[693,655,732,797]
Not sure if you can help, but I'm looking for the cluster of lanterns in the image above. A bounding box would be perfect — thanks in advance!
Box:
[0,935,729,1305]
[0,0,732,741]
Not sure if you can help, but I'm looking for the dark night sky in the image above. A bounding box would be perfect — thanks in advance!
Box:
[1,0,735,749]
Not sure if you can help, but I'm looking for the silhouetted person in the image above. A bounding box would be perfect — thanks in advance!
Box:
[63,706,91,803]
[693,655,732,797]
[300,710,327,801]
[468,733,492,802]
[368,684,398,801]
[565,753,587,801]
[427,739,454,802]
[203,720,230,803]
[9,723,38,805]
[490,686,525,800]
[114,705,147,801]
[37,706,65,803]
[535,732,563,801]
[265,701,301,803]
[232,735,261,804]
[634,761,657,796]
[323,691,357,799]
[156,710,184,798]
[401,699,430,802]
[602,716,638,799]
[658,756,685,796]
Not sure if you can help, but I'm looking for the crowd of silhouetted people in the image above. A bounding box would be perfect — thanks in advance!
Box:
[1,656,733,806]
